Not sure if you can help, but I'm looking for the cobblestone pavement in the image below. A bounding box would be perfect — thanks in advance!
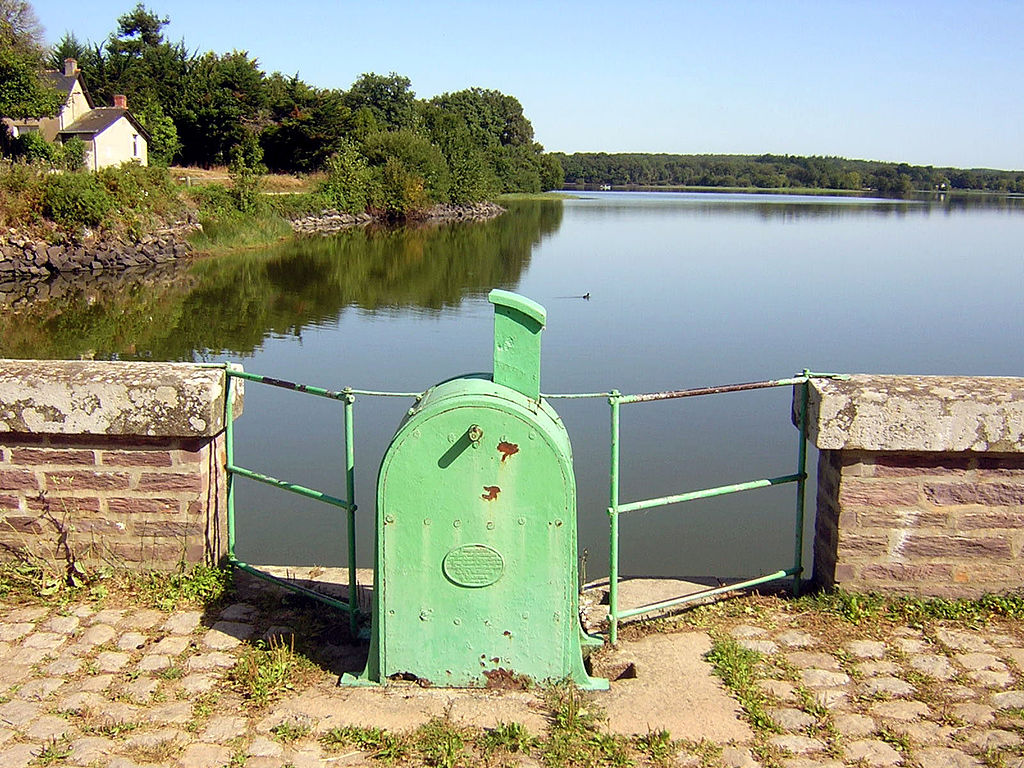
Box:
[1,573,1023,767]
[709,607,1024,768]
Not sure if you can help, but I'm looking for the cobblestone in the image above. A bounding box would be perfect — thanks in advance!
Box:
[1,575,1023,767]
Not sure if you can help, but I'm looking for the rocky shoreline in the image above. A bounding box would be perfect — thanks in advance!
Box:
[0,202,506,281]
[0,222,199,281]
[290,201,506,235]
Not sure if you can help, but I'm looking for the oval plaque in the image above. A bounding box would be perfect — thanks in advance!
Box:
[443,544,504,588]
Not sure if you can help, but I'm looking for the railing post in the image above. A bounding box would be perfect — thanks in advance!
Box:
[608,391,621,645]
[793,372,810,596]
[225,372,237,562]
[344,391,358,637]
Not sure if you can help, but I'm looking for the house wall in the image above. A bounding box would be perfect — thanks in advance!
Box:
[59,80,91,132]
[7,79,90,141]
[92,117,148,169]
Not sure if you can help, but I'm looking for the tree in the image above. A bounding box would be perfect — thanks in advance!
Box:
[261,73,351,172]
[109,3,169,53]
[176,50,267,166]
[0,0,61,130]
[430,88,534,149]
[135,100,179,165]
[0,0,45,53]
[341,72,417,132]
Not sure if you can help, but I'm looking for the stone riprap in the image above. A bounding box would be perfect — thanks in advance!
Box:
[0,226,195,280]
[289,202,505,235]
[0,360,242,569]
[799,375,1024,598]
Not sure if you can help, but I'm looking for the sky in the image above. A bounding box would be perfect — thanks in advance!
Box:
[29,0,1024,171]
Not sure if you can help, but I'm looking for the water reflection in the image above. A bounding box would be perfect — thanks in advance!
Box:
[565,190,1024,220]
[0,200,562,360]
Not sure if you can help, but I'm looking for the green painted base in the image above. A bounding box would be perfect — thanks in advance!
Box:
[339,671,379,687]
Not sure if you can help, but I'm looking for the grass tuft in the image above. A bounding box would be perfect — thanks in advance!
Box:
[704,635,781,733]
[229,634,317,707]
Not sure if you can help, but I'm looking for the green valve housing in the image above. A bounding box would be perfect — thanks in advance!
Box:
[347,290,606,689]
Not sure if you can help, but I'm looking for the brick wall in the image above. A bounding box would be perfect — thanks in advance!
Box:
[803,375,1024,598]
[813,450,1024,597]
[0,360,241,572]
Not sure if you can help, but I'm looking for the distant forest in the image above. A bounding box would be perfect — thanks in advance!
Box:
[552,153,1024,196]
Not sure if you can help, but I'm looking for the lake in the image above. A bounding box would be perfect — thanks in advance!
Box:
[3,191,1022,581]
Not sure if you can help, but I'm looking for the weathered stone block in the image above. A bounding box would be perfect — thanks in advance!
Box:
[900,535,1012,559]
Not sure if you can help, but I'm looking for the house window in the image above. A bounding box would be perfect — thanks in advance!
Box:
[133,134,140,157]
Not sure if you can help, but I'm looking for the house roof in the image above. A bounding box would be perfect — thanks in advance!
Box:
[41,71,94,109]
[58,108,151,142]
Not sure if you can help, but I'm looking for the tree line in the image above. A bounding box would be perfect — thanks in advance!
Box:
[1,2,563,217]
[553,153,1024,196]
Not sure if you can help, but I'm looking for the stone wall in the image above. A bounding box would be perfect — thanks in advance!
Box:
[0,226,195,280]
[802,375,1024,598]
[0,360,242,571]
[289,202,505,235]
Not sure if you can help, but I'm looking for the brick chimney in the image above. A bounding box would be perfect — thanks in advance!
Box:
[113,94,127,109]
[64,58,78,77]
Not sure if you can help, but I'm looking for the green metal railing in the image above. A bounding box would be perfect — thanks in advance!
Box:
[224,366,373,637]
[602,370,847,644]
[215,362,844,644]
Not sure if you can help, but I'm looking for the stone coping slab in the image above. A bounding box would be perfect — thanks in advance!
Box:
[0,359,243,437]
[800,374,1024,452]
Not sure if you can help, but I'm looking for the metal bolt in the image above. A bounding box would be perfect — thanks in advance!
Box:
[384,514,395,524]
[467,424,484,443]
[453,520,461,528]
[517,517,526,525]
[423,518,431,526]
[486,521,495,530]
[453,618,461,625]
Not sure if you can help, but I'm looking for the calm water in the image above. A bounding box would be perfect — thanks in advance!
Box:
[3,191,1023,580]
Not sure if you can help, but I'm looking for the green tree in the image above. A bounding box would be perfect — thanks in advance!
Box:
[135,100,180,165]
[176,50,267,166]
[228,130,266,214]
[341,72,418,132]
[362,129,450,204]
[0,0,61,130]
[261,73,351,172]
[318,139,377,213]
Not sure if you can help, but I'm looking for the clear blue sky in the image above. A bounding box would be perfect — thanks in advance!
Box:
[31,0,1024,171]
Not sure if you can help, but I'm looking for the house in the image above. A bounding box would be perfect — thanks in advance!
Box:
[5,59,149,170]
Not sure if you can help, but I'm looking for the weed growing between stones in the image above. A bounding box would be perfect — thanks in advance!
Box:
[478,721,537,754]
[271,719,312,743]
[797,588,1024,626]
[633,728,676,766]
[704,635,781,734]
[34,735,73,765]
[229,634,317,707]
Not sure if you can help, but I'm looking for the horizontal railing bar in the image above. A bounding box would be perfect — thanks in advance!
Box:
[231,559,354,613]
[615,473,804,514]
[616,568,799,619]
[615,377,809,404]
[227,464,353,510]
[542,392,616,399]
[226,369,352,401]
[346,389,423,397]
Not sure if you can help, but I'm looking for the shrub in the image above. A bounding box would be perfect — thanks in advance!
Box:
[13,131,59,164]
[318,140,376,214]
[42,171,112,228]
[60,137,86,171]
